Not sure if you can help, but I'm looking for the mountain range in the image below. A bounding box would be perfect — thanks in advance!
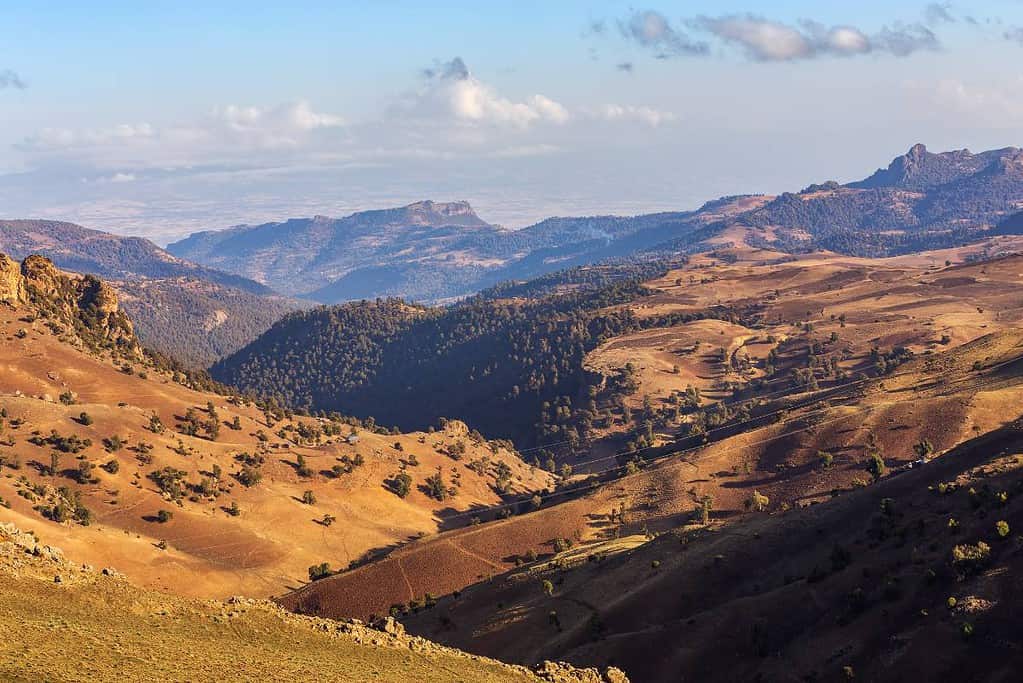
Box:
[168,144,1023,304]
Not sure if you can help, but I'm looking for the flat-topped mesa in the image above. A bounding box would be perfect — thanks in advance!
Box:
[5,253,142,359]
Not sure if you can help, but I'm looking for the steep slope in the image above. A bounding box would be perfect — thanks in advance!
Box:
[0,256,553,599]
[271,247,1023,636]
[113,277,301,367]
[398,419,1023,682]
[0,523,622,683]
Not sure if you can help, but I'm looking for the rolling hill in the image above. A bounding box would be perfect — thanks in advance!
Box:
[0,522,622,682]
[270,244,1023,681]
[0,254,554,600]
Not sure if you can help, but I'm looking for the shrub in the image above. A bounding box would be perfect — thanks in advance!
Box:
[103,435,125,453]
[59,391,76,406]
[951,542,991,572]
[301,490,316,505]
[425,471,448,501]
[76,412,93,426]
[746,490,769,512]
[392,472,413,498]
[155,509,173,523]
[308,562,332,581]
[236,465,262,488]
[147,414,165,434]
[541,579,554,597]
[865,452,886,482]
[996,520,1010,538]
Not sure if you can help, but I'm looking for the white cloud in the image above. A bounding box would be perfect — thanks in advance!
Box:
[406,57,569,128]
[585,104,676,126]
[18,101,345,165]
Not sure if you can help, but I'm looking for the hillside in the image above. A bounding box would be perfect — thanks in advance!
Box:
[396,417,1023,681]
[274,259,1023,678]
[268,243,1023,649]
[210,274,663,449]
[211,235,1023,458]
[168,145,1023,304]
[113,277,301,367]
[0,523,624,683]
[0,220,300,365]
[0,255,554,600]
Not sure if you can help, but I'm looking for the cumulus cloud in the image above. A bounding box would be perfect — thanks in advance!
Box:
[1,69,27,89]
[689,14,939,61]
[616,62,635,73]
[584,104,676,127]
[404,57,569,128]
[1007,27,1023,46]
[618,10,709,57]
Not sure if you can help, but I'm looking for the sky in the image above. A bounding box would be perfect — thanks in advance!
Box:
[2,1,1023,244]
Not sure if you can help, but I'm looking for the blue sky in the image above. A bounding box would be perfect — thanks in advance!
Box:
[2,1,1022,242]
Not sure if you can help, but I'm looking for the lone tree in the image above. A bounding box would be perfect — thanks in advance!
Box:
[425,470,448,501]
[866,452,886,482]
[392,472,413,498]
[301,490,316,505]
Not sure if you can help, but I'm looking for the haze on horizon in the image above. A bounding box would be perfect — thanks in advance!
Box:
[2,0,1022,244]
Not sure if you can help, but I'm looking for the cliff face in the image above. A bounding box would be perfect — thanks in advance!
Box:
[1,252,141,358]
[0,253,25,305]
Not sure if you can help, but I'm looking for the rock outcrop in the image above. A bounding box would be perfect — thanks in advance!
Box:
[0,253,25,305]
[3,253,142,358]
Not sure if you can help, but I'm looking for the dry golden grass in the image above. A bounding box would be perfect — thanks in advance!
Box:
[0,302,552,600]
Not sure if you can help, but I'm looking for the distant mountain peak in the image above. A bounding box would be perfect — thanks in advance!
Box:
[395,200,486,226]
[849,143,1020,191]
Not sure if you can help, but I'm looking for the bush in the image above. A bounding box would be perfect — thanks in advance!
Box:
[865,452,886,482]
[425,471,447,501]
[308,562,332,581]
[996,520,1010,538]
[392,472,413,498]
[301,490,316,505]
[236,465,262,488]
[76,412,93,426]
[155,509,173,523]
[951,542,991,573]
